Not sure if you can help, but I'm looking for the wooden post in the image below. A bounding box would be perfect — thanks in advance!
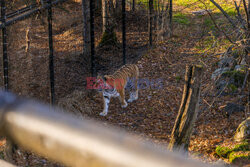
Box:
[0,91,214,167]
[168,65,203,152]
[0,159,16,167]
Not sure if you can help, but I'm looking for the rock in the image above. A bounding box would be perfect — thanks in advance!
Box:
[223,103,245,116]
[235,64,246,72]
[213,159,228,166]
[211,67,230,80]
[215,79,227,95]
[192,9,212,16]
[234,117,250,142]
[218,57,236,68]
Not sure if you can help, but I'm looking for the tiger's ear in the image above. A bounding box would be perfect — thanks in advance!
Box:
[103,75,109,81]
[96,75,102,80]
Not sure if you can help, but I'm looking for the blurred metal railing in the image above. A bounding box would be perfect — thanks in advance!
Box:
[0,91,216,167]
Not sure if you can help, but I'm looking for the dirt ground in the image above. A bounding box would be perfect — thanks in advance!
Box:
[0,1,249,166]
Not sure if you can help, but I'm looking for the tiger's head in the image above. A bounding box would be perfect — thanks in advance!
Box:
[93,75,114,92]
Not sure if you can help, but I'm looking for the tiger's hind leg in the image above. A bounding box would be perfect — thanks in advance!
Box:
[128,77,138,103]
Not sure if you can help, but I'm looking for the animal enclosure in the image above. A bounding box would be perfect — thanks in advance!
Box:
[0,0,249,166]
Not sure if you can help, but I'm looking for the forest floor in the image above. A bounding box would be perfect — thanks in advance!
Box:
[0,0,249,166]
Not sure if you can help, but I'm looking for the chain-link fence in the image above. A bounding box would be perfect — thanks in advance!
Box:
[1,0,174,104]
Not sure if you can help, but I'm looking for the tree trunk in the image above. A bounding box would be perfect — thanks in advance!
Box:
[168,65,203,152]
[82,0,91,54]
[246,0,250,55]
[114,0,122,14]
[100,0,117,46]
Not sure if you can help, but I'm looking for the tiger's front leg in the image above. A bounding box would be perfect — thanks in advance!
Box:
[100,95,110,116]
[118,89,127,108]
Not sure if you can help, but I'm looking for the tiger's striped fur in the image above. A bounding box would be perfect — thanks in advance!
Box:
[95,64,139,116]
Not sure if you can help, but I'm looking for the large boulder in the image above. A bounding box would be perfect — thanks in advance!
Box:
[234,117,250,142]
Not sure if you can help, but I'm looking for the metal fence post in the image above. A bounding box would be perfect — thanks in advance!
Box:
[132,0,135,11]
[169,0,173,36]
[122,0,126,65]
[90,0,96,76]
[1,0,8,90]
[148,0,153,46]
[47,0,55,104]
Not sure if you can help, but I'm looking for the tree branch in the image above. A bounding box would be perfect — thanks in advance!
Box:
[209,0,237,30]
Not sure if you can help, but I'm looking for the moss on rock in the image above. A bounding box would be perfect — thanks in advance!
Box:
[215,146,232,158]
[228,151,250,164]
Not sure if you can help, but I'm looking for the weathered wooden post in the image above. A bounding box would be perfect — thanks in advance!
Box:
[168,65,203,152]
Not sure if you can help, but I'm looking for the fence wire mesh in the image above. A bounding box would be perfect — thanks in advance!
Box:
[1,0,166,103]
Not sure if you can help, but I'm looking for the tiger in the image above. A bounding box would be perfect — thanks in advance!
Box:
[94,64,139,116]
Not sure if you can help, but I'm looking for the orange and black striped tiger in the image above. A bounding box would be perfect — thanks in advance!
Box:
[94,64,139,116]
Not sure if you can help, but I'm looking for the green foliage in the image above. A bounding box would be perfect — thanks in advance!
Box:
[195,32,217,52]
[216,142,250,162]
[203,18,215,30]
[233,142,250,152]
[173,13,190,25]
[204,18,212,26]
[223,70,245,87]
[232,48,245,58]
[227,84,237,92]
[175,76,182,83]
[99,31,118,47]
[175,0,197,7]
[228,151,250,163]
[216,146,232,158]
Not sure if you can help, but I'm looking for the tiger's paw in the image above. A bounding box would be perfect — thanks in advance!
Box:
[134,95,138,100]
[100,111,107,116]
[128,96,138,102]
[128,98,134,103]
[121,101,128,108]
